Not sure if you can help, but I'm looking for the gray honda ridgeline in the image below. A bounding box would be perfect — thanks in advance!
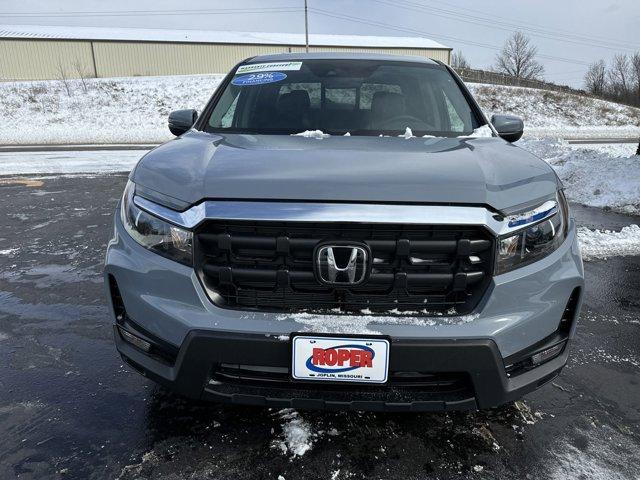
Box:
[105,53,584,411]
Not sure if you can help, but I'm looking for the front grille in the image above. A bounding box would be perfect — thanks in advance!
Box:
[194,220,494,315]
[211,363,473,394]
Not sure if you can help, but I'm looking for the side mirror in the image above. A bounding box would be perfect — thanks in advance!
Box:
[491,114,524,143]
[168,109,198,136]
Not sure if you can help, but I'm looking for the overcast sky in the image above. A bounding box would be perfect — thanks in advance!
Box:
[1,0,639,87]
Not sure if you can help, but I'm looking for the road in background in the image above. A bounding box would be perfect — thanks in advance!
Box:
[0,137,637,176]
[0,150,143,176]
[566,138,639,145]
[0,174,639,480]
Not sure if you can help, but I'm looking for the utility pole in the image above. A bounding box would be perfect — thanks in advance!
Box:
[304,0,309,53]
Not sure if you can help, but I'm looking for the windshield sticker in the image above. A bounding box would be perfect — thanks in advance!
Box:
[236,61,302,74]
[232,72,287,86]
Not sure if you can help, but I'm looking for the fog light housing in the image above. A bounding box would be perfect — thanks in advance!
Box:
[118,326,152,352]
[531,341,565,366]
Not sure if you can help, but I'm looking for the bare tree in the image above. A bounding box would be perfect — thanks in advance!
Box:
[73,59,89,93]
[56,60,71,97]
[451,51,471,70]
[608,54,631,99]
[584,60,607,96]
[494,31,545,80]
[630,52,640,102]
[632,53,640,156]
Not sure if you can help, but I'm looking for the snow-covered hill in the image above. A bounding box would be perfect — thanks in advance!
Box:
[468,83,640,139]
[1,75,223,145]
[1,74,638,145]
[520,139,639,215]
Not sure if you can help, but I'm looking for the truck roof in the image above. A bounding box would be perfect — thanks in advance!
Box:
[245,52,441,65]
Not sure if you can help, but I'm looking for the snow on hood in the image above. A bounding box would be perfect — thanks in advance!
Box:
[291,130,330,139]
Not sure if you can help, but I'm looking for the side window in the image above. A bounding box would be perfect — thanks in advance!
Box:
[418,81,441,130]
[220,95,239,127]
[209,87,240,128]
[444,95,465,132]
[360,84,402,109]
[442,90,473,132]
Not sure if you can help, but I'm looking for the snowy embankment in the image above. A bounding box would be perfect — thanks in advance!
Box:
[1,74,639,145]
[519,138,640,260]
[0,75,222,145]
[578,225,640,261]
[518,139,640,261]
[468,83,640,139]
[520,139,640,215]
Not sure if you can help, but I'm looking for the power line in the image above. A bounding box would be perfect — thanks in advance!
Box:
[378,0,640,52]
[310,7,593,67]
[427,0,640,51]
[0,7,303,18]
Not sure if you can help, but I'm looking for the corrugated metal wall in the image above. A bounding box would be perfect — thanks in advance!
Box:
[0,39,450,80]
[302,46,450,63]
[92,42,293,77]
[0,39,96,80]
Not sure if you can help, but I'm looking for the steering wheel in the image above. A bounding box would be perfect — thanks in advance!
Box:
[376,115,434,131]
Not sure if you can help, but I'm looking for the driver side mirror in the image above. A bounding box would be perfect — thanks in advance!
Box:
[491,114,524,143]
[168,109,198,136]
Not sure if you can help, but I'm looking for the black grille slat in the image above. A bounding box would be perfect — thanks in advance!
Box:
[194,220,494,315]
[200,234,491,255]
[202,265,479,288]
[212,364,473,392]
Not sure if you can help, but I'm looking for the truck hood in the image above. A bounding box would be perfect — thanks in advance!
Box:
[132,131,559,213]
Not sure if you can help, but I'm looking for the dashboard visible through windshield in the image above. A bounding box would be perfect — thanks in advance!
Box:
[205,59,481,137]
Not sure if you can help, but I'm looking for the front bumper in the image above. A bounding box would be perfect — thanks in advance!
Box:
[105,210,584,411]
[115,325,569,411]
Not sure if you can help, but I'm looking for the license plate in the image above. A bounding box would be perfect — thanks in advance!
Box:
[291,335,390,384]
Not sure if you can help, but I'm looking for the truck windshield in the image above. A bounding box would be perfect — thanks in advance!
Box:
[205,59,481,137]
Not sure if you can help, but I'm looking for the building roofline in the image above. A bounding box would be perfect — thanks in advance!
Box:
[245,51,443,64]
[0,24,450,50]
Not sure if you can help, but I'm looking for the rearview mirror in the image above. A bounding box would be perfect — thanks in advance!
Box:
[168,109,198,136]
[491,114,524,143]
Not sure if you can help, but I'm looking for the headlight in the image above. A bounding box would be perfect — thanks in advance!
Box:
[496,191,568,274]
[120,181,193,266]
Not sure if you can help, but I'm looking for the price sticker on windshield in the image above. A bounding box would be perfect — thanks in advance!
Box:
[232,72,287,86]
[236,61,302,74]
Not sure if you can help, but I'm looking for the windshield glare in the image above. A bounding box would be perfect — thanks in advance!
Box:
[206,59,480,137]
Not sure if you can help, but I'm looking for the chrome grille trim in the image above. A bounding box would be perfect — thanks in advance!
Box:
[133,196,531,236]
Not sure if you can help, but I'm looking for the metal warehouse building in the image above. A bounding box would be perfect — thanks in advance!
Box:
[0,24,451,81]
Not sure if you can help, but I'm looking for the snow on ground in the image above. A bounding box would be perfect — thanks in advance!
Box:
[468,83,640,139]
[577,225,640,260]
[0,75,222,145]
[273,409,316,458]
[1,75,638,145]
[519,138,640,215]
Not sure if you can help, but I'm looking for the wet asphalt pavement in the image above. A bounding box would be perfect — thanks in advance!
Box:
[0,174,639,480]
